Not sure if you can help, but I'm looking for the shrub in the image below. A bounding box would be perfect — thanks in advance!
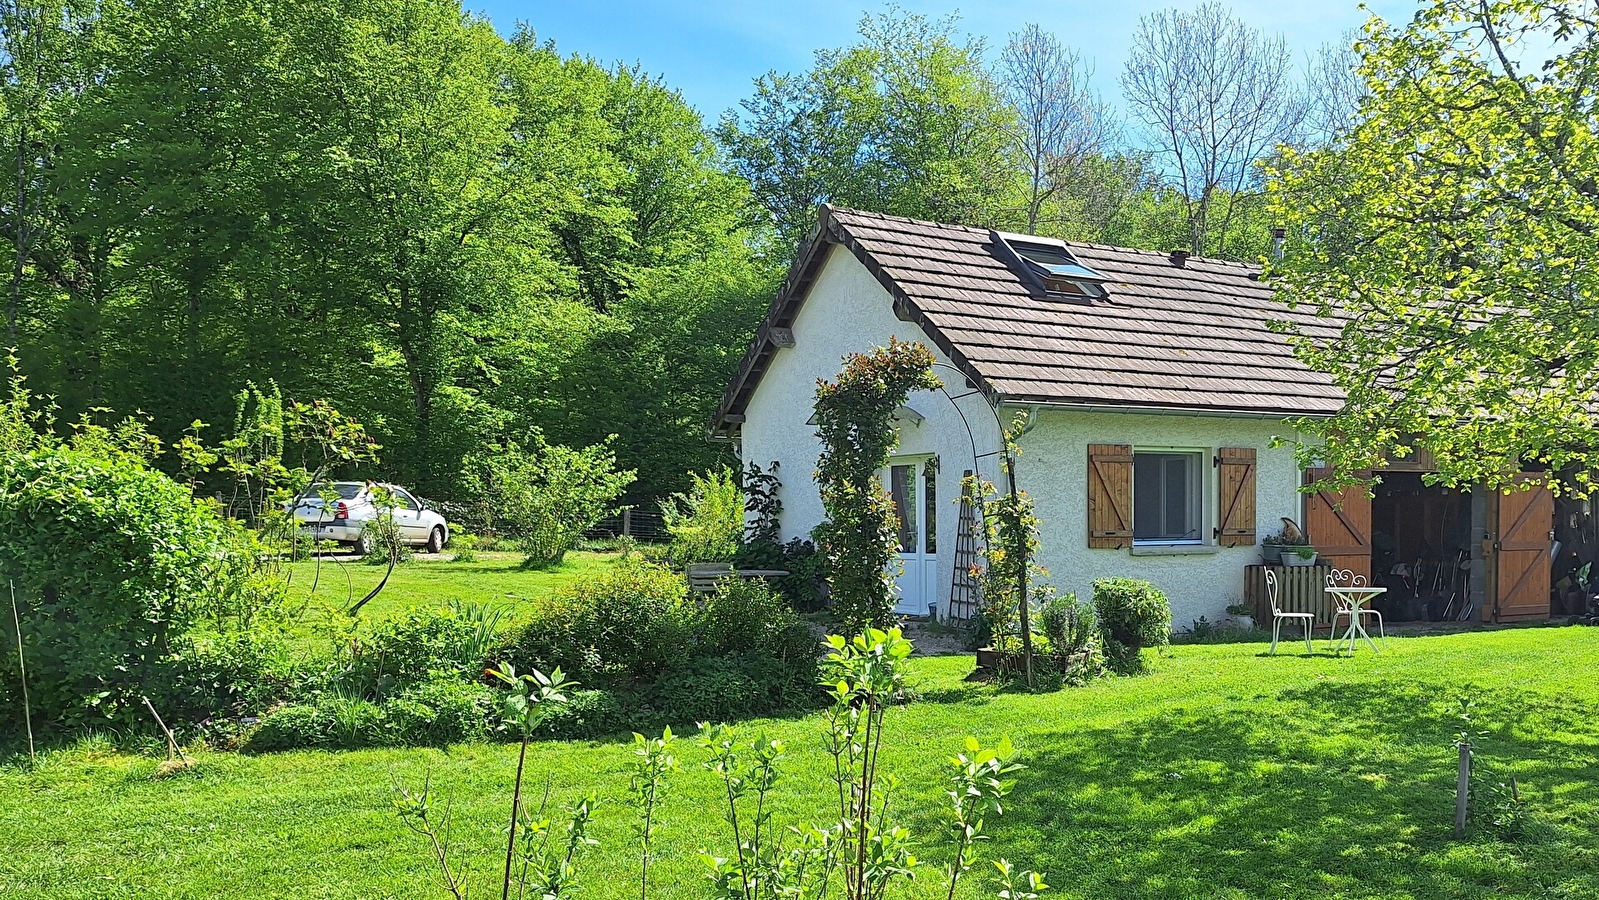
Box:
[734,536,828,610]
[0,445,230,727]
[448,531,479,562]
[1092,578,1172,674]
[652,657,767,721]
[493,560,690,679]
[344,608,481,698]
[661,467,743,563]
[459,430,636,569]
[1038,593,1096,656]
[383,677,495,746]
[698,578,817,666]
[535,688,631,741]
[246,697,387,752]
[150,631,301,722]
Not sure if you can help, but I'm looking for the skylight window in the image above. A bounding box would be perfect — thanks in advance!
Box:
[989,231,1111,302]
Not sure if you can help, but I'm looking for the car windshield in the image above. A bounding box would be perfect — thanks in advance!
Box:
[308,483,364,500]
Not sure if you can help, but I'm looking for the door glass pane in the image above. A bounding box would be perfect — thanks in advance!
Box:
[923,461,937,554]
[890,465,917,553]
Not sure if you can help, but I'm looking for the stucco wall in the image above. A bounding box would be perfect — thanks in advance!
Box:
[1014,408,1307,629]
[738,245,1002,616]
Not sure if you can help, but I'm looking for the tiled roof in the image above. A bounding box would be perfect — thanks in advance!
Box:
[713,206,1344,432]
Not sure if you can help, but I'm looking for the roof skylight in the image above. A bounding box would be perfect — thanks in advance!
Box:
[990,231,1111,302]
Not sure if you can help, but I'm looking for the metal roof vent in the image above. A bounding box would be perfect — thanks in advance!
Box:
[989,231,1110,303]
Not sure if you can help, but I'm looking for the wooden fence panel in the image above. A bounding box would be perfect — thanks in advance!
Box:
[1245,564,1336,625]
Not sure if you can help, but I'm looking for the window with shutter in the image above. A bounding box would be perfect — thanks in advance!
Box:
[1087,444,1133,548]
[1215,447,1257,547]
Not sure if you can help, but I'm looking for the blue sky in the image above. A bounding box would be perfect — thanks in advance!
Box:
[470,0,1422,121]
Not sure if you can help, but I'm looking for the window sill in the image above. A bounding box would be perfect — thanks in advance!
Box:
[1129,544,1220,557]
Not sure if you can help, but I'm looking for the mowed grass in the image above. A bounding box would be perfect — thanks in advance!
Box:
[275,550,617,645]
[4,626,1599,899]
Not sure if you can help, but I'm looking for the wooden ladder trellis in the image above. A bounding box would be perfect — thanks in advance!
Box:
[947,471,981,623]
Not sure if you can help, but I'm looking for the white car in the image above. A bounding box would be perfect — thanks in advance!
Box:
[285,481,450,554]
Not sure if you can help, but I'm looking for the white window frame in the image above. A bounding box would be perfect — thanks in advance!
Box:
[1130,446,1211,546]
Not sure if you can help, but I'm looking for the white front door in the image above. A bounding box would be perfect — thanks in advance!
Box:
[884,458,939,615]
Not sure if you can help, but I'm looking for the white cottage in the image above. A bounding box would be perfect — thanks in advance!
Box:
[709,206,1556,628]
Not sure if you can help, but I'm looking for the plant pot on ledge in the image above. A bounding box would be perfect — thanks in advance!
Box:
[1280,549,1319,567]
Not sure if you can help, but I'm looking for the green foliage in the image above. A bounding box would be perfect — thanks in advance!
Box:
[536,689,630,741]
[383,677,496,747]
[734,462,829,610]
[813,339,941,632]
[1038,594,1095,657]
[342,607,483,699]
[698,628,1036,900]
[660,466,743,564]
[460,432,635,569]
[1092,578,1172,674]
[447,531,479,562]
[1265,1,1599,495]
[493,560,691,680]
[0,444,230,727]
[490,564,818,734]
[719,8,1022,250]
[698,577,816,660]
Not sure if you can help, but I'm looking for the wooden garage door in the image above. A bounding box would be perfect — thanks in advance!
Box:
[1303,468,1372,585]
[1493,475,1553,622]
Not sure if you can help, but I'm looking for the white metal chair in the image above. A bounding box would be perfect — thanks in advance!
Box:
[1266,568,1315,655]
[1326,568,1385,649]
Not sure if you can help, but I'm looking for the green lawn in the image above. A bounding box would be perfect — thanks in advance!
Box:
[5,626,1598,898]
[276,550,617,643]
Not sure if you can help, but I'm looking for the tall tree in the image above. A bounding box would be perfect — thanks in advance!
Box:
[720,7,1019,252]
[1267,0,1599,494]
[996,24,1114,235]
[0,0,93,346]
[1122,2,1302,258]
[1303,30,1366,146]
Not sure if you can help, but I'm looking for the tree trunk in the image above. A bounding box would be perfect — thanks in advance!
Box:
[11,123,27,348]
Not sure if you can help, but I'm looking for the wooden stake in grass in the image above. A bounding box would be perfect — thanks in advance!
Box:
[10,582,34,764]
[142,695,194,777]
[1455,741,1471,838]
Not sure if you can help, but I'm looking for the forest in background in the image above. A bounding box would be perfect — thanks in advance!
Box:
[0,0,1357,505]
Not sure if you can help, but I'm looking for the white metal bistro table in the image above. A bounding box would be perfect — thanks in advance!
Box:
[1327,586,1386,654]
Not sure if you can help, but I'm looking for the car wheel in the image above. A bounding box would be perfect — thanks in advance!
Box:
[354,530,373,556]
[426,526,445,554]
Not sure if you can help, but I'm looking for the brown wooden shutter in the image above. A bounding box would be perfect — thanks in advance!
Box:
[1215,447,1257,547]
[1087,444,1133,548]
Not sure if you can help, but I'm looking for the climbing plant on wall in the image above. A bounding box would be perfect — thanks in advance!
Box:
[812,338,941,632]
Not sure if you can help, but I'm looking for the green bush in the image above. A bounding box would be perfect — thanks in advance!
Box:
[151,631,301,721]
[661,466,743,563]
[1092,578,1172,674]
[652,657,766,721]
[0,445,230,727]
[699,578,818,665]
[246,697,387,752]
[493,560,690,678]
[383,677,495,746]
[459,431,636,569]
[1038,593,1096,657]
[344,608,482,698]
[535,688,631,741]
[734,537,828,610]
